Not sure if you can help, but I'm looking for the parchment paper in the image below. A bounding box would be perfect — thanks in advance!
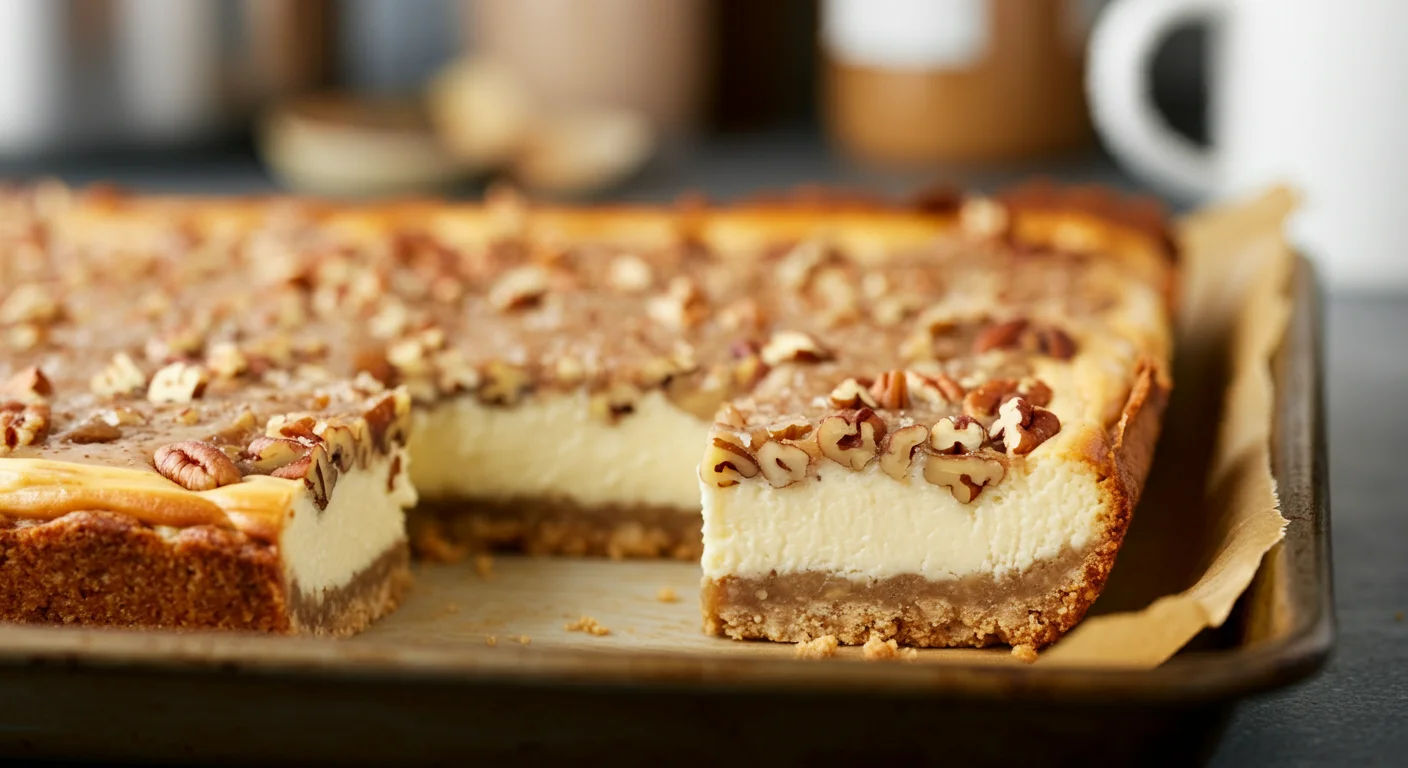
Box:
[1039,187,1298,667]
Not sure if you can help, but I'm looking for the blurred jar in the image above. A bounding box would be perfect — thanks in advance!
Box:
[466,0,709,135]
[0,0,335,157]
[823,0,1098,165]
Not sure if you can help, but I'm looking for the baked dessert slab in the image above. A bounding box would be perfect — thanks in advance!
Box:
[696,190,1174,650]
[0,182,1171,644]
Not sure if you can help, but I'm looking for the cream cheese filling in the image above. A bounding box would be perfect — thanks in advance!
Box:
[280,449,415,599]
[701,457,1107,583]
[408,391,710,510]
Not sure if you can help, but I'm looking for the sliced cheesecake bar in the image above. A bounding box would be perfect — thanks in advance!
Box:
[698,191,1174,649]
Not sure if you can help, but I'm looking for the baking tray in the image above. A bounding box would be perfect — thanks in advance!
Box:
[0,259,1333,766]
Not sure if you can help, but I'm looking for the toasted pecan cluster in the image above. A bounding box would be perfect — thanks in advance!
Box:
[702,366,1062,503]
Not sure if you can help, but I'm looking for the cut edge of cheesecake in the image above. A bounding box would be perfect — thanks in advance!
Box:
[699,358,1169,649]
[0,447,415,635]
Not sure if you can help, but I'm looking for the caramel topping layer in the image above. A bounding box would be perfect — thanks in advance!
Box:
[0,459,296,541]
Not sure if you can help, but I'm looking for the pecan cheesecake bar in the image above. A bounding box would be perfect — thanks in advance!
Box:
[699,191,1174,650]
[0,182,1171,645]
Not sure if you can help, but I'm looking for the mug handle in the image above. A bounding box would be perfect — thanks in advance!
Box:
[1086,0,1221,200]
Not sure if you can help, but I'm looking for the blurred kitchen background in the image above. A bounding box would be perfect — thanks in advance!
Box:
[0,0,1205,199]
[2,0,1406,294]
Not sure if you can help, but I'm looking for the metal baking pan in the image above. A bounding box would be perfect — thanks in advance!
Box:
[0,259,1332,765]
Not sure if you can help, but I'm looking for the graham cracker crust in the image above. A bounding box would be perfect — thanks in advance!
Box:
[0,511,408,634]
[289,543,412,637]
[409,499,702,561]
[702,547,1103,649]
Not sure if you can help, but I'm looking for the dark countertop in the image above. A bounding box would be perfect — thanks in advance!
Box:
[3,135,1405,766]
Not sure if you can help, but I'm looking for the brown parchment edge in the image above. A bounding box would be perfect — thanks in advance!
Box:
[1037,188,1297,667]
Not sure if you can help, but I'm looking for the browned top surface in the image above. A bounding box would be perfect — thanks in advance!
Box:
[0,182,1174,518]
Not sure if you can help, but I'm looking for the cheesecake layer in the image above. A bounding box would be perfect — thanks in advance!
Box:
[701,456,1106,583]
[409,391,708,510]
[281,450,415,601]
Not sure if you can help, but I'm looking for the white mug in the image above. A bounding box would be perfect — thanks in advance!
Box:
[1087,0,1408,291]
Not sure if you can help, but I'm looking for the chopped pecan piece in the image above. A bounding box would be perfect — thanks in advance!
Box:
[828,378,877,409]
[488,265,550,311]
[2,366,52,403]
[959,197,1009,239]
[973,318,1077,360]
[868,370,908,410]
[905,370,964,406]
[880,424,929,480]
[147,362,209,404]
[154,440,242,491]
[0,401,49,453]
[700,433,760,488]
[760,330,830,366]
[929,415,986,454]
[60,419,122,444]
[244,436,311,474]
[962,377,1053,417]
[816,408,886,471]
[923,454,1006,503]
[989,397,1062,455]
[90,352,147,397]
[756,441,811,488]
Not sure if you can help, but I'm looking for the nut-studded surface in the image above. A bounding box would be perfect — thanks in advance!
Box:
[0,181,1173,641]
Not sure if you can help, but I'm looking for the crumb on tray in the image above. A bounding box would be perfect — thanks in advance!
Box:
[794,635,839,660]
[409,518,468,564]
[656,586,679,603]
[473,553,494,579]
[515,634,531,645]
[1011,644,1040,664]
[485,635,498,647]
[565,615,612,636]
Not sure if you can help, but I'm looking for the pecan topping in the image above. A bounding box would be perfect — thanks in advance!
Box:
[205,342,249,379]
[0,283,60,325]
[90,352,147,397]
[764,416,812,441]
[828,378,878,409]
[905,370,964,406]
[929,415,986,454]
[816,408,886,470]
[880,424,929,480]
[607,254,654,293]
[489,265,550,311]
[756,440,811,488]
[963,377,1052,417]
[868,370,909,410]
[244,436,310,474]
[701,433,760,488]
[479,360,531,405]
[989,397,1062,455]
[3,366,52,403]
[760,330,831,366]
[589,382,642,423]
[154,440,242,491]
[923,454,1006,503]
[973,319,1077,360]
[0,401,50,453]
[646,276,708,330]
[61,419,123,444]
[973,319,1029,355]
[147,362,209,404]
[958,197,1009,239]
